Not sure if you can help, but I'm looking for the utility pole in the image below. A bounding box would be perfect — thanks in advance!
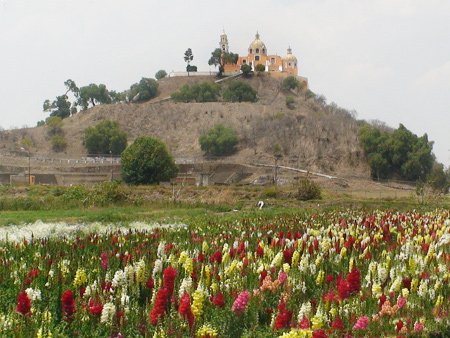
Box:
[110,150,113,182]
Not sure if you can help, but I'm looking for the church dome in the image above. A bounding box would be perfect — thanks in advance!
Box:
[248,32,267,54]
[283,47,298,65]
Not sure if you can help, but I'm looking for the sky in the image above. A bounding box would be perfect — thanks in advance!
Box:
[0,0,449,166]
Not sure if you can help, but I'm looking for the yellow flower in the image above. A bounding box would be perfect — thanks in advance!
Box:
[291,251,300,267]
[73,268,87,288]
[311,315,323,330]
[183,257,193,275]
[340,247,347,257]
[278,329,313,338]
[202,241,209,254]
[315,270,324,286]
[191,289,205,318]
[196,324,218,338]
[283,263,290,273]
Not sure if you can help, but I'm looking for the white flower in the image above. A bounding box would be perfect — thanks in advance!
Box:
[152,259,162,278]
[25,287,41,301]
[112,269,126,289]
[100,302,116,324]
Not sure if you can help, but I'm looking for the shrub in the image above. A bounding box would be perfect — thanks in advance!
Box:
[255,64,265,74]
[296,178,321,200]
[155,70,167,80]
[128,78,159,102]
[121,136,178,185]
[241,64,252,77]
[282,76,299,91]
[285,96,295,109]
[46,116,63,136]
[199,124,239,157]
[51,135,67,152]
[186,65,197,72]
[223,81,257,103]
[83,120,127,155]
[171,82,220,102]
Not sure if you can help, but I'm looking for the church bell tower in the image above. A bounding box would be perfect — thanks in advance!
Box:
[220,30,229,53]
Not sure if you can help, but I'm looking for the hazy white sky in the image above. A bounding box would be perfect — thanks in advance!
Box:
[0,0,449,166]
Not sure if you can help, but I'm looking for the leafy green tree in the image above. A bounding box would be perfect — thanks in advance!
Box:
[184,48,194,75]
[51,134,67,152]
[83,120,127,155]
[282,76,300,91]
[78,84,111,110]
[171,82,220,102]
[121,137,178,185]
[186,65,197,72]
[255,64,265,74]
[241,64,252,77]
[199,124,239,157]
[155,70,167,80]
[43,95,72,119]
[223,81,257,102]
[128,78,159,102]
[426,163,449,193]
[45,116,64,136]
[208,48,239,76]
[109,90,127,103]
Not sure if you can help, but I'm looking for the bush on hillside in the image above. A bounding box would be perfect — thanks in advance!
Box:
[282,76,300,91]
[155,70,167,80]
[171,82,220,102]
[121,136,178,185]
[51,134,67,152]
[223,81,257,103]
[199,124,239,157]
[255,64,265,74]
[241,64,252,77]
[83,120,127,155]
[128,78,159,102]
[296,178,322,201]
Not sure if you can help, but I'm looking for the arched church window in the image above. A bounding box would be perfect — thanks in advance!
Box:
[249,49,253,54]
[262,48,265,54]
[255,56,260,61]
[256,48,259,53]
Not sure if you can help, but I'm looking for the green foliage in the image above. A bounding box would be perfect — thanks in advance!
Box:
[155,69,167,80]
[285,95,295,109]
[171,82,220,102]
[199,124,239,157]
[121,136,178,185]
[360,123,435,181]
[427,163,449,194]
[296,178,322,201]
[51,134,67,152]
[83,120,127,155]
[186,65,197,72]
[223,81,257,102]
[255,64,265,73]
[282,76,300,91]
[78,83,111,110]
[208,48,238,76]
[128,78,159,102]
[241,64,252,77]
[184,48,193,65]
[45,116,63,136]
[36,120,45,127]
[43,95,72,119]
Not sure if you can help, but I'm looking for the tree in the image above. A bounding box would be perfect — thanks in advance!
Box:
[199,124,239,157]
[83,120,127,155]
[255,64,265,74]
[45,116,64,136]
[208,48,238,76]
[78,84,112,110]
[184,48,194,75]
[427,163,449,194]
[121,136,178,185]
[171,82,220,102]
[43,95,72,119]
[128,78,159,102]
[51,134,67,152]
[155,70,167,80]
[223,81,257,102]
[241,64,252,77]
[282,76,300,91]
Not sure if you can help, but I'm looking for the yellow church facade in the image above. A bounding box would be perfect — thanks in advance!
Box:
[221,31,304,81]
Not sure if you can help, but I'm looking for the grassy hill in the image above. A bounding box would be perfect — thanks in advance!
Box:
[0,75,369,176]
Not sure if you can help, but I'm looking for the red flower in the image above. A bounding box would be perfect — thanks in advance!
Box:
[164,243,174,253]
[16,291,31,316]
[299,316,310,329]
[331,317,344,330]
[337,275,350,300]
[146,277,155,290]
[210,250,222,264]
[259,270,268,285]
[396,320,404,332]
[61,290,76,322]
[347,268,361,294]
[100,252,109,271]
[211,292,225,307]
[273,302,292,330]
[326,274,334,284]
[163,267,177,299]
[256,245,264,257]
[322,291,338,303]
[312,329,328,338]
[150,288,169,325]
[283,249,294,264]
[27,268,40,279]
[178,292,194,329]
[88,299,103,316]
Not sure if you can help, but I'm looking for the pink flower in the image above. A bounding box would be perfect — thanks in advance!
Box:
[278,271,288,284]
[231,290,250,314]
[414,321,424,332]
[353,315,369,330]
[397,296,407,309]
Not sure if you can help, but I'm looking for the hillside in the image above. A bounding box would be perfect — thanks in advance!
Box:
[0,75,369,177]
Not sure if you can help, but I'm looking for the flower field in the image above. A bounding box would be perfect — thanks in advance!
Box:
[0,209,449,337]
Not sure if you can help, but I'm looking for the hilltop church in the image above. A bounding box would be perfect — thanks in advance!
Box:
[221,31,307,84]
